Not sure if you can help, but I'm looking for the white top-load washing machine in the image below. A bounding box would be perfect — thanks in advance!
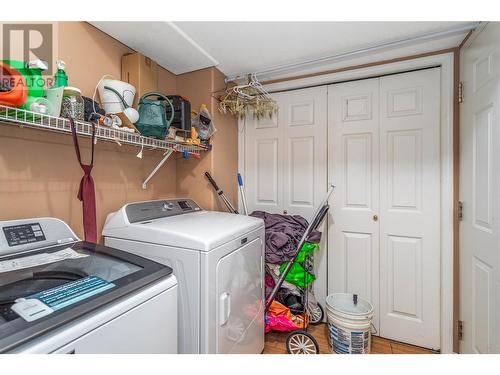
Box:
[103,198,265,354]
[0,217,178,354]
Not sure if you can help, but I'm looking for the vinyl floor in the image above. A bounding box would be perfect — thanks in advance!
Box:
[263,323,438,354]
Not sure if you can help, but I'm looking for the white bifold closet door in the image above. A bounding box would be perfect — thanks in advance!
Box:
[244,86,328,307]
[328,68,441,350]
[460,22,500,354]
[328,77,381,332]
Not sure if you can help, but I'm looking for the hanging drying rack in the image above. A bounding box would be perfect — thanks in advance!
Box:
[214,73,278,119]
[0,105,209,189]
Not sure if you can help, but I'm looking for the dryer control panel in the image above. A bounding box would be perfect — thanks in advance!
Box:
[126,199,201,223]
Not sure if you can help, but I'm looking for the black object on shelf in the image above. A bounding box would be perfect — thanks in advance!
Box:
[165,95,191,132]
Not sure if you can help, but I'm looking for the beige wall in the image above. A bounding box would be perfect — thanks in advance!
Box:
[211,68,238,210]
[0,22,238,242]
[176,68,216,210]
[175,68,238,211]
[59,22,133,97]
[158,66,177,94]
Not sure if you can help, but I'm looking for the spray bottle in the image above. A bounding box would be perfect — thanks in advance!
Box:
[53,60,68,88]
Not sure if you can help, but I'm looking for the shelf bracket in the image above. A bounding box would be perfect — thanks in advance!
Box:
[142,149,174,189]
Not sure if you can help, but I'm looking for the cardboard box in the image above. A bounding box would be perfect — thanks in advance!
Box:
[121,52,158,108]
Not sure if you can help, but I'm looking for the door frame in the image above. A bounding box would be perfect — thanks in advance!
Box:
[238,52,455,353]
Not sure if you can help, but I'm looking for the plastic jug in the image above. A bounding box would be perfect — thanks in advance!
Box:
[1,59,47,109]
[0,62,28,107]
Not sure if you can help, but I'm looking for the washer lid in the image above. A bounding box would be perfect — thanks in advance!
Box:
[0,241,173,353]
[103,209,264,251]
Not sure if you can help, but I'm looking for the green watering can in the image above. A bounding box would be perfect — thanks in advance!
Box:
[135,92,175,139]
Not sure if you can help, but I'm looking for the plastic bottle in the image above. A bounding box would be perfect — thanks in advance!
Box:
[53,60,68,88]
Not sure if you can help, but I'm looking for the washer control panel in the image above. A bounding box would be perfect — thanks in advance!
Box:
[2,223,46,247]
[0,218,78,256]
[126,199,201,223]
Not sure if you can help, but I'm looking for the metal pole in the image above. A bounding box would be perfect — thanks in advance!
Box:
[142,149,174,189]
[205,171,238,214]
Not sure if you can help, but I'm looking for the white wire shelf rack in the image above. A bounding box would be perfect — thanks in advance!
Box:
[0,105,209,189]
[0,105,208,155]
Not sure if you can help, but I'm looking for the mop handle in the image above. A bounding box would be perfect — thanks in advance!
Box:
[237,173,249,215]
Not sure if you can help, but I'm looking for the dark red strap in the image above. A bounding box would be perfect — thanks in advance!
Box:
[69,118,97,243]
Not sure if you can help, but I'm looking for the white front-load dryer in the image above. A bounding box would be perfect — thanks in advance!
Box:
[103,199,265,354]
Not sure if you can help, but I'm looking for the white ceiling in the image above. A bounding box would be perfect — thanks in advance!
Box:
[91,21,476,78]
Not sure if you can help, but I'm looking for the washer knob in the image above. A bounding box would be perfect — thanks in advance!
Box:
[162,202,174,211]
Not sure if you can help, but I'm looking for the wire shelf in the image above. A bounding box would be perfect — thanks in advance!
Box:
[0,105,208,155]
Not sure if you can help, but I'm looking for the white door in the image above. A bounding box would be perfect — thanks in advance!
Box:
[328,68,441,349]
[244,95,284,214]
[244,86,328,306]
[280,87,328,308]
[328,77,381,332]
[281,87,328,220]
[379,68,441,349]
[460,22,500,354]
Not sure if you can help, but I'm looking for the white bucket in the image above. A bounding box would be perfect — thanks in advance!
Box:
[325,293,374,354]
[97,79,136,114]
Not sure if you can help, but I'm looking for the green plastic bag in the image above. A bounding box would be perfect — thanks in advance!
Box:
[295,242,318,263]
[279,242,319,289]
[280,262,315,289]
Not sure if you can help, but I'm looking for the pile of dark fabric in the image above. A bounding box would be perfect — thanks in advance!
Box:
[253,210,323,315]
[250,211,322,264]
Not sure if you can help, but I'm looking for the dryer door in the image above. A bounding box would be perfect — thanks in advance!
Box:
[216,237,264,353]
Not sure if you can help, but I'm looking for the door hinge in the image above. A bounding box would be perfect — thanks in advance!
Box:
[458,320,464,340]
[458,82,464,103]
[458,201,464,221]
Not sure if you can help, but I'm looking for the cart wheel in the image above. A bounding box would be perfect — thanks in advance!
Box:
[286,330,320,354]
[308,302,324,325]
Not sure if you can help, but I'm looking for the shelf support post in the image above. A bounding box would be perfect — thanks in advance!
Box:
[142,149,174,189]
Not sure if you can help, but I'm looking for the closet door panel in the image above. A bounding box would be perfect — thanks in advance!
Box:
[379,68,441,350]
[255,138,279,205]
[282,86,328,309]
[282,87,327,219]
[328,78,380,332]
[287,136,315,207]
[343,231,373,300]
[244,87,328,309]
[244,94,284,214]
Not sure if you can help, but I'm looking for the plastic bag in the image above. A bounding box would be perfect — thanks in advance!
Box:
[193,104,216,140]
[279,262,315,289]
[295,242,318,263]
[265,300,309,333]
[266,314,299,333]
[278,242,319,289]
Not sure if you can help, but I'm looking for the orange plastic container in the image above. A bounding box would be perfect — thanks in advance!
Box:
[0,62,28,107]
